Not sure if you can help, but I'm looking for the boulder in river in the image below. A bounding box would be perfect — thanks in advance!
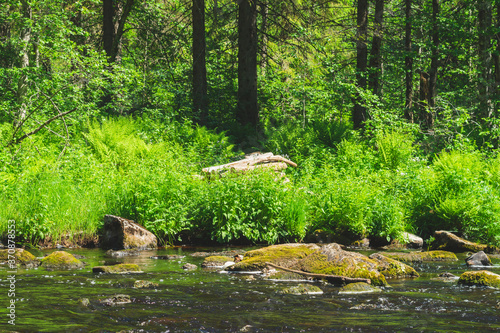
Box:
[182,263,197,270]
[41,251,84,270]
[458,270,500,289]
[93,263,142,274]
[201,256,234,268]
[465,251,492,267]
[431,230,499,253]
[368,253,419,279]
[229,243,399,286]
[0,248,39,268]
[380,251,458,263]
[100,215,157,250]
[339,282,381,294]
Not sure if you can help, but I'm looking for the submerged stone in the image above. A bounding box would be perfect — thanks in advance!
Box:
[458,270,500,289]
[100,215,157,250]
[41,251,84,270]
[106,249,141,258]
[339,282,381,294]
[182,263,198,270]
[465,251,492,267]
[279,284,323,295]
[431,230,499,254]
[150,255,185,260]
[380,251,458,262]
[134,280,158,288]
[92,263,142,274]
[0,249,39,268]
[201,256,234,268]
[100,294,131,306]
[369,253,419,279]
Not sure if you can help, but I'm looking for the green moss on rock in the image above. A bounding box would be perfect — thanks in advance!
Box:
[229,244,319,271]
[381,251,458,263]
[339,282,381,294]
[0,249,39,268]
[92,263,141,273]
[201,256,233,268]
[458,270,500,289]
[291,244,388,286]
[41,251,84,270]
[369,253,419,279]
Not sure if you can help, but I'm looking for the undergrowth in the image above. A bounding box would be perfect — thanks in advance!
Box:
[1,116,500,247]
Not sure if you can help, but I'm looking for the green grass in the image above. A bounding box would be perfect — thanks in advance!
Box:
[1,116,500,247]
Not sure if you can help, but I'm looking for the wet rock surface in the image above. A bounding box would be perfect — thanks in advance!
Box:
[458,270,500,288]
[201,256,234,268]
[465,251,492,266]
[134,280,159,288]
[100,215,157,250]
[368,253,419,279]
[279,284,324,295]
[150,255,185,260]
[100,294,132,306]
[0,249,40,268]
[93,263,142,274]
[106,249,142,257]
[41,251,84,270]
[182,263,198,270]
[380,250,458,262]
[339,282,381,294]
[431,230,499,253]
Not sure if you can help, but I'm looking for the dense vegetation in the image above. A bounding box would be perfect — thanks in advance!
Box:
[2,0,500,247]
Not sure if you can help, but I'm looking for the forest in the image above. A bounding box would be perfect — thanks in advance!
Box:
[1,0,500,248]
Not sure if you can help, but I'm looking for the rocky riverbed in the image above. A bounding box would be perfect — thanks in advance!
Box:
[0,244,499,332]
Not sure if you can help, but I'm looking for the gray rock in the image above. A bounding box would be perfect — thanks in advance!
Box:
[106,249,141,257]
[182,263,198,270]
[465,251,492,266]
[150,255,185,260]
[100,215,157,250]
[100,294,131,306]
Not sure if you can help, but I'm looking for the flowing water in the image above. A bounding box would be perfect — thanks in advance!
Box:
[1,247,499,332]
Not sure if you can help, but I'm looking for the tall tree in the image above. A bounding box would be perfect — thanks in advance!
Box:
[192,0,208,124]
[16,0,32,125]
[102,0,134,63]
[429,0,439,110]
[477,0,493,120]
[368,0,384,96]
[404,0,414,122]
[353,0,369,130]
[237,0,258,126]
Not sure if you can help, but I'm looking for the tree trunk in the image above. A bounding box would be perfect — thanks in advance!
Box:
[495,3,500,88]
[193,0,208,125]
[404,0,414,122]
[429,0,439,113]
[16,0,32,125]
[260,2,269,75]
[477,0,493,120]
[368,0,384,96]
[353,0,369,130]
[103,0,134,64]
[237,0,258,127]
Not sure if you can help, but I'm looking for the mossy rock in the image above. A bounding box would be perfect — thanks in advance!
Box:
[228,244,319,271]
[100,294,131,305]
[458,270,500,289]
[0,249,39,268]
[92,263,142,274]
[41,251,84,270]
[369,253,419,279]
[201,256,234,268]
[432,230,500,254]
[339,282,381,294]
[279,284,323,295]
[291,244,388,286]
[134,280,158,288]
[381,251,458,263]
[265,271,310,281]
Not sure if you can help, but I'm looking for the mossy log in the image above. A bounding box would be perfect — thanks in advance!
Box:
[202,152,297,174]
[266,262,371,285]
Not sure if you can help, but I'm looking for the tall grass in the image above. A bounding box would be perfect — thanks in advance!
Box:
[1,117,500,247]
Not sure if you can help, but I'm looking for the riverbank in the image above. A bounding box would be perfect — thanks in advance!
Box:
[2,117,500,248]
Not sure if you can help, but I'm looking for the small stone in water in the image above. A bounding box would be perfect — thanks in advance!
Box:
[182,263,197,270]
